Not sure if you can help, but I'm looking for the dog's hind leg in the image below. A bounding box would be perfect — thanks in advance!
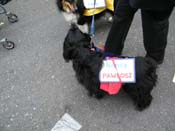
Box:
[86,84,106,99]
[94,89,106,99]
[123,85,153,111]
[88,87,106,99]
[135,93,153,111]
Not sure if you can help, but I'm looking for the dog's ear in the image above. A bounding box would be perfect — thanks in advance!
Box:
[63,47,79,62]
[63,41,79,62]
[56,0,63,11]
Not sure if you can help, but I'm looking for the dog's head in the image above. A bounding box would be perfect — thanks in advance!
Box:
[56,0,76,13]
[63,23,91,61]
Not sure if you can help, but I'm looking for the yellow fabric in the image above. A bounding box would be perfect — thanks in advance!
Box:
[83,0,114,16]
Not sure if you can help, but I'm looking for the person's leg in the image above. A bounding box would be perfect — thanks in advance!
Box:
[105,0,137,55]
[141,8,173,64]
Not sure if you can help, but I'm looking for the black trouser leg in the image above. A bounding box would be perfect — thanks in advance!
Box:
[141,9,173,64]
[105,0,137,55]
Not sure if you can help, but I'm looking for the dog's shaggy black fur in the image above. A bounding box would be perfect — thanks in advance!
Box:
[56,0,117,25]
[63,24,158,111]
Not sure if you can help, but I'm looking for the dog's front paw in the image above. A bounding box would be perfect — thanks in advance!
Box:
[88,92,105,99]
[94,93,105,99]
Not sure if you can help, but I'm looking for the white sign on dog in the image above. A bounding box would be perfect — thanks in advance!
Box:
[83,0,106,9]
[100,58,136,83]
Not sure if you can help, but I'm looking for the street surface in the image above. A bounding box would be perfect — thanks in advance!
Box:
[0,0,175,131]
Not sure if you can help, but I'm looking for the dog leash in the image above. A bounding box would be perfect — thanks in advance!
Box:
[90,0,96,48]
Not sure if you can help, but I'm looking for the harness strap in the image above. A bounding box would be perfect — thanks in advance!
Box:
[111,58,122,83]
[100,57,123,95]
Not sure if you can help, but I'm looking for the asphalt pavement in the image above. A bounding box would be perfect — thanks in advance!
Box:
[0,0,175,131]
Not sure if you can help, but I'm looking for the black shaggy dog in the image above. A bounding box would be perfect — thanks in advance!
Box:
[56,0,117,25]
[63,24,158,111]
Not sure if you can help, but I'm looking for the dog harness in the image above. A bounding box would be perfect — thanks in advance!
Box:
[90,47,121,95]
[83,0,114,16]
[91,47,135,95]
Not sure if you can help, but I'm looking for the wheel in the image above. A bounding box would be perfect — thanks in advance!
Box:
[7,13,18,23]
[0,5,6,14]
[3,40,15,50]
